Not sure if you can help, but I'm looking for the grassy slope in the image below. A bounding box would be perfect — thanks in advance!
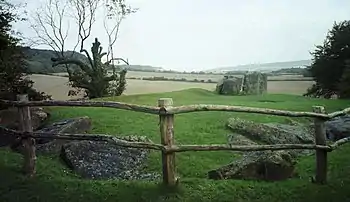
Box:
[1,88,350,202]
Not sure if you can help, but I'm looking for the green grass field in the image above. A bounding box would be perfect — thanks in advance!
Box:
[1,88,350,202]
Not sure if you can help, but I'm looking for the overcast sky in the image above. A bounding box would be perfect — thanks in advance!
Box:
[12,0,350,71]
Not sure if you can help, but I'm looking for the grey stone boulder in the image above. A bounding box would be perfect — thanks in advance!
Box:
[0,107,49,131]
[325,114,350,141]
[227,118,314,145]
[226,118,315,157]
[0,107,49,147]
[227,133,258,146]
[227,133,258,155]
[60,135,160,180]
[208,150,296,181]
[210,117,315,182]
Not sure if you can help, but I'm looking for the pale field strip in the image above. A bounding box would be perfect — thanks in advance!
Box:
[30,73,314,100]
[54,71,308,81]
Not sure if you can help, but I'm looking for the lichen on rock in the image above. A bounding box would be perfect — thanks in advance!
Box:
[209,117,316,181]
[226,118,314,147]
[60,135,160,181]
[208,150,296,181]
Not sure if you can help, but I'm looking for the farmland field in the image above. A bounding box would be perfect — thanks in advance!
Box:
[30,73,314,100]
[54,71,310,81]
[125,71,309,81]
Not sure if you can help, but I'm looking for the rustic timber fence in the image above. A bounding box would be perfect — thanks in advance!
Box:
[1,94,350,186]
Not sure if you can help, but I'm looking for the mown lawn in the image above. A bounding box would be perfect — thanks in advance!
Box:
[1,88,350,202]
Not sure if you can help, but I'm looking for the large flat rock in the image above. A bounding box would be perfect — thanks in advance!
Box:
[226,118,314,157]
[210,117,315,182]
[227,118,314,145]
[35,116,92,154]
[60,135,160,180]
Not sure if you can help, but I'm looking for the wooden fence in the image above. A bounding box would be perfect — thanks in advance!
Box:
[1,94,350,186]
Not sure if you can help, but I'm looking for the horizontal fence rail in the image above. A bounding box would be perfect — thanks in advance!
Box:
[0,99,161,114]
[0,126,165,151]
[1,94,350,186]
[1,126,349,153]
[1,99,350,119]
[165,105,331,118]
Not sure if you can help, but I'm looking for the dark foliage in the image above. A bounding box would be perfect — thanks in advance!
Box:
[51,38,127,99]
[0,0,51,109]
[304,20,350,99]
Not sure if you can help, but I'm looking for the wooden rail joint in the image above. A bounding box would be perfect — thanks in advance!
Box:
[16,94,36,178]
[158,98,177,186]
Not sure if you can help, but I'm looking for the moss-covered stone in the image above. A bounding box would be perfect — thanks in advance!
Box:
[241,71,267,95]
[208,150,296,181]
[60,136,160,180]
[210,118,315,181]
[226,118,314,147]
[215,76,242,95]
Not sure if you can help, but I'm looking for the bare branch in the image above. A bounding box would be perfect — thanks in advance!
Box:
[28,0,76,75]
[105,57,129,66]
[103,0,137,65]
[69,0,102,51]
[51,58,93,76]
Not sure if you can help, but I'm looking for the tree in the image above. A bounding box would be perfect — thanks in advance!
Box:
[51,37,128,98]
[337,61,350,98]
[304,20,350,99]
[30,0,135,99]
[0,0,50,109]
[103,0,137,65]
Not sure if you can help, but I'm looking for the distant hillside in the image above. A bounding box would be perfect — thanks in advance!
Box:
[270,67,310,75]
[207,60,312,72]
[108,64,163,72]
[22,47,163,73]
[22,47,87,73]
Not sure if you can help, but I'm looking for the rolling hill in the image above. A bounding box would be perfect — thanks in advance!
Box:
[22,47,311,74]
[207,60,312,73]
[22,47,163,73]
[22,47,88,73]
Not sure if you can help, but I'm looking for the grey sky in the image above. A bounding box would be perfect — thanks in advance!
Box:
[13,0,350,71]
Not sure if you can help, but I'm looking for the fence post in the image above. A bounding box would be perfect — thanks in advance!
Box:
[158,98,177,186]
[17,94,36,177]
[312,106,327,184]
